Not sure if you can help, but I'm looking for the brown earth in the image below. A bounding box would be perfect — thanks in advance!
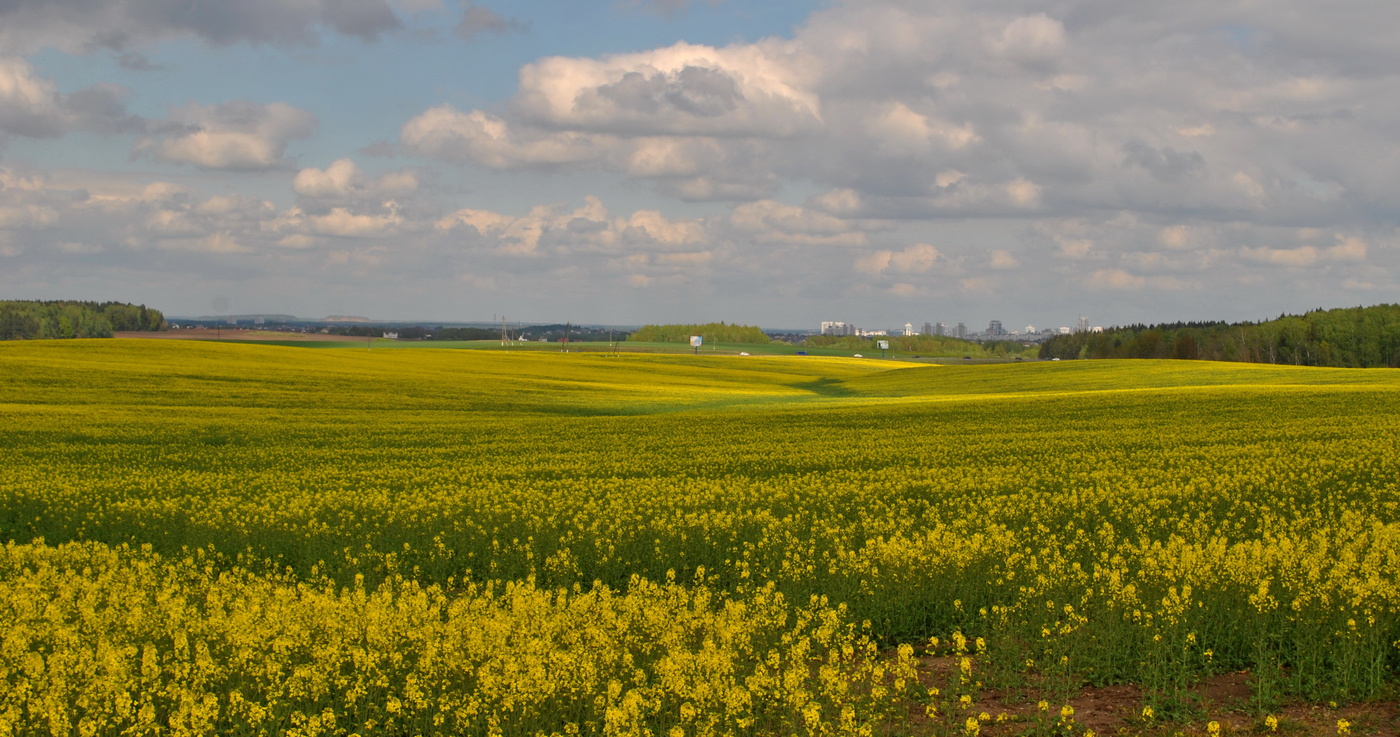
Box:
[909,656,1399,736]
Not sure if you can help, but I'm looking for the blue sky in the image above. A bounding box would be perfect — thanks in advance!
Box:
[2,0,1398,330]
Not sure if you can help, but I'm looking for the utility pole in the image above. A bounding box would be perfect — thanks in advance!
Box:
[564,322,571,352]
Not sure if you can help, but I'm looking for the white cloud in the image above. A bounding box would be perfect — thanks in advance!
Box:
[985,14,1068,69]
[0,203,58,229]
[855,243,941,274]
[0,57,67,137]
[0,0,402,55]
[1241,236,1368,267]
[989,249,1020,269]
[0,57,143,138]
[1087,268,1146,290]
[513,41,820,137]
[436,195,708,256]
[1327,235,1367,261]
[293,159,418,200]
[729,200,866,246]
[868,102,978,155]
[139,102,316,171]
[1086,269,1195,291]
[309,207,404,238]
[401,107,606,168]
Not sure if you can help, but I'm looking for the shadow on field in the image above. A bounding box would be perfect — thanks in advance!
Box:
[800,377,860,397]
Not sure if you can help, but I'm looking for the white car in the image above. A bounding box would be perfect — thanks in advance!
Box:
[739,352,750,356]
[853,354,863,358]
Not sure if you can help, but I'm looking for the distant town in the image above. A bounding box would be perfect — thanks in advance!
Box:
[816,315,1104,343]
[164,313,1106,345]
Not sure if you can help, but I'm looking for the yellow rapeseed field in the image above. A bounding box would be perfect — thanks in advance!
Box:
[2,340,1399,735]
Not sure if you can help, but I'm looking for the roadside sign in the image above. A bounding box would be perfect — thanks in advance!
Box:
[690,335,702,355]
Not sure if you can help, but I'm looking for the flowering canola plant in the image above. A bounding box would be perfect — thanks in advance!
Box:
[3,340,1400,733]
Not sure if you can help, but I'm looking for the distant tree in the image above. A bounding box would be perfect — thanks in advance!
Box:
[0,300,165,340]
[628,322,770,344]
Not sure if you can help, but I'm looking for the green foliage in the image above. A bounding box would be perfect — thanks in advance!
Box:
[628,321,770,344]
[807,333,1036,358]
[0,300,165,340]
[1039,303,1400,367]
[424,326,500,341]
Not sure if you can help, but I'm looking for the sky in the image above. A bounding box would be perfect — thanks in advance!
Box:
[1,0,1397,331]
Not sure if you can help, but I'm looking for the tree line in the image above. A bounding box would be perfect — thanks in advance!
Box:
[0,301,165,340]
[628,322,770,344]
[806,333,1035,358]
[1039,304,1400,367]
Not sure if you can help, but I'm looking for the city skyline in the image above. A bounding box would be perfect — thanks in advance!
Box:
[2,1,1398,326]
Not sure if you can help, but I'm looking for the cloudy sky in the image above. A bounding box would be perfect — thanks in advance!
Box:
[2,0,1397,329]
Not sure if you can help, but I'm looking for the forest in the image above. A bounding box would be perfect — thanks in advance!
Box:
[1039,303,1400,367]
[0,300,165,340]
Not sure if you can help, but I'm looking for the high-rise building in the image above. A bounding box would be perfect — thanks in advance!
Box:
[921,322,933,336]
[1077,315,1089,333]
[820,321,856,336]
[955,322,967,340]
[935,322,947,336]
[988,320,1004,337]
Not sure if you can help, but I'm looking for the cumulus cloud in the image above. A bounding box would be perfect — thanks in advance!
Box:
[394,0,1400,232]
[435,195,708,256]
[729,200,867,246]
[293,159,418,201]
[855,243,941,274]
[989,249,1020,269]
[15,0,1400,325]
[138,102,317,171]
[308,207,404,238]
[1085,269,1196,292]
[0,0,401,55]
[985,14,1068,69]
[401,107,607,168]
[513,42,820,137]
[0,58,68,137]
[1240,237,1368,268]
[0,57,143,138]
[399,39,822,189]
